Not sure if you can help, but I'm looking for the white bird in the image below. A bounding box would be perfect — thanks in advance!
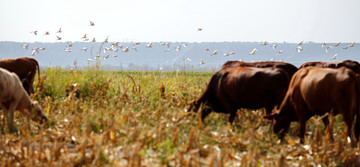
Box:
[204,48,209,51]
[134,42,140,45]
[81,34,87,39]
[175,46,181,51]
[65,48,72,52]
[229,52,235,55]
[326,46,331,53]
[123,46,129,52]
[182,44,188,47]
[104,55,110,60]
[160,43,170,48]
[297,46,303,53]
[92,38,96,42]
[67,42,73,47]
[321,42,327,47]
[103,47,110,53]
[95,54,100,58]
[56,36,62,40]
[297,41,304,46]
[39,47,47,50]
[104,37,109,43]
[331,54,338,60]
[262,41,268,46]
[22,44,29,50]
[88,58,94,62]
[212,50,218,55]
[57,28,62,33]
[350,42,356,47]
[333,42,341,47]
[147,42,152,48]
[342,45,350,50]
[130,47,137,52]
[83,38,89,41]
[30,48,39,56]
[200,59,205,65]
[223,53,230,56]
[89,20,95,26]
[30,30,38,35]
[280,58,284,62]
[250,48,257,55]
[81,47,87,52]
[164,49,171,52]
[112,55,118,58]
[184,58,192,61]
[276,50,283,55]
[272,45,277,50]
[197,28,203,31]
[44,31,50,35]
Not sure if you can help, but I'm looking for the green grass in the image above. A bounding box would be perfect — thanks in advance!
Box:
[0,67,359,166]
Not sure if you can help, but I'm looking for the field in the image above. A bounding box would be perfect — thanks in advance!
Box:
[1,66,360,166]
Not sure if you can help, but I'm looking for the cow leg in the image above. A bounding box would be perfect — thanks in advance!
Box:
[343,113,356,145]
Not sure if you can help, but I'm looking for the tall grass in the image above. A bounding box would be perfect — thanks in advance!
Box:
[0,67,359,166]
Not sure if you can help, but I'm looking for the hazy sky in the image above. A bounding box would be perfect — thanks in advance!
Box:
[1,0,359,43]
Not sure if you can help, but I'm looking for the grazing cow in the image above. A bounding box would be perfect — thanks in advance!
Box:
[299,60,360,74]
[264,67,360,144]
[0,57,41,95]
[221,61,298,77]
[0,68,47,132]
[188,67,290,123]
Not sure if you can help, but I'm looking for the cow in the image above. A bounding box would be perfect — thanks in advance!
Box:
[221,61,298,78]
[264,67,360,144]
[299,60,360,74]
[188,66,291,124]
[0,67,47,132]
[0,57,41,95]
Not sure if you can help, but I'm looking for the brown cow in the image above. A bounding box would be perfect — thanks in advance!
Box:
[264,67,360,144]
[0,67,47,132]
[0,57,40,95]
[299,60,360,74]
[188,67,290,123]
[222,61,298,77]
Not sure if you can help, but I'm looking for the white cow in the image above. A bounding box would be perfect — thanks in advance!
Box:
[0,67,47,132]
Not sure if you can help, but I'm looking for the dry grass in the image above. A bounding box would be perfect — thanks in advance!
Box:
[0,67,359,166]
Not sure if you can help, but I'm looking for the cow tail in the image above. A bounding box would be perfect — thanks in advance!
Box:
[36,60,41,84]
[355,74,360,141]
[189,70,224,112]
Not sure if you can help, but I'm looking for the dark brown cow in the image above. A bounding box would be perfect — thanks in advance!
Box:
[188,67,290,123]
[222,61,298,78]
[0,57,40,95]
[264,67,360,144]
[299,60,360,74]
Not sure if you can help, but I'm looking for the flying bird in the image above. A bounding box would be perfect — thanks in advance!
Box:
[276,50,283,55]
[223,53,230,56]
[250,48,257,55]
[182,44,188,47]
[331,54,338,60]
[22,44,29,50]
[81,34,87,39]
[147,42,152,48]
[204,48,209,51]
[262,41,268,46]
[297,41,304,46]
[197,28,203,31]
[175,46,181,51]
[297,46,303,53]
[56,36,62,40]
[342,45,350,50]
[104,37,109,43]
[325,46,331,53]
[92,38,96,42]
[67,42,73,47]
[88,58,94,62]
[81,47,87,52]
[229,52,235,55]
[39,47,47,50]
[184,58,192,61]
[200,59,205,65]
[30,48,39,56]
[321,42,327,47]
[44,31,50,35]
[30,30,38,35]
[57,28,62,33]
[89,20,95,26]
[350,42,356,47]
[123,46,129,52]
[65,48,72,52]
[333,42,341,47]
[212,50,218,55]
[272,45,277,50]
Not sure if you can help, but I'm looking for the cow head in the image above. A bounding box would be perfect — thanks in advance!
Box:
[30,101,47,124]
[263,111,291,138]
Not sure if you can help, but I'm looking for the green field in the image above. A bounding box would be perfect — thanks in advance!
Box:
[1,67,359,166]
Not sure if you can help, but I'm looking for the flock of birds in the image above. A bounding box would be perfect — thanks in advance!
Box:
[23,20,357,66]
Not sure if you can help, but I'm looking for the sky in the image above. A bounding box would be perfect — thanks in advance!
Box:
[1,0,360,43]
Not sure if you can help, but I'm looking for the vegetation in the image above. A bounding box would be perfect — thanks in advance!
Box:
[0,66,359,166]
